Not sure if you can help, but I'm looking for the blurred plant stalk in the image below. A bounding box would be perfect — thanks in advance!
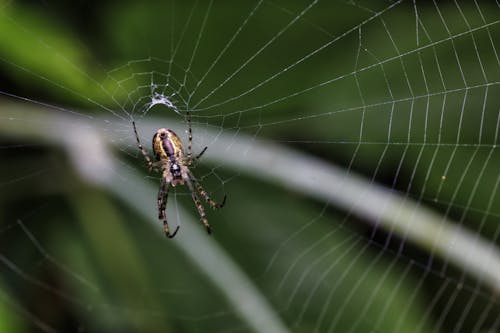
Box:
[2,103,500,312]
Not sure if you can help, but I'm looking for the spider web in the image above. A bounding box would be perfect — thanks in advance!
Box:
[0,0,499,332]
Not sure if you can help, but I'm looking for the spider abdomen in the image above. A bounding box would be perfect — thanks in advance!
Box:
[153,128,185,161]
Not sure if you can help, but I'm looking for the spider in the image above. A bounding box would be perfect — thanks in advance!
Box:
[132,111,226,238]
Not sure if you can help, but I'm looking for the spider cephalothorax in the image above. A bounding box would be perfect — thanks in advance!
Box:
[133,112,226,238]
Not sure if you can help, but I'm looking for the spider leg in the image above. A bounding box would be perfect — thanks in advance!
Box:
[189,171,226,209]
[158,179,179,238]
[195,146,208,160]
[186,110,193,160]
[186,178,212,234]
[185,110,207,163]
[132,121,154,170]
[185,147,207,167]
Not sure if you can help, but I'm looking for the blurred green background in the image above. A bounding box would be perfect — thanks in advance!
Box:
[0,1,499,332]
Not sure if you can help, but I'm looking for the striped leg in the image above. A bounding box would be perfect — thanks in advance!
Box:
[185,110,209,164]
[186,110,193,160]
[189,172,226,209]
[132,121,154,170]
[186,179,212,234]
[158,179,179,238]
